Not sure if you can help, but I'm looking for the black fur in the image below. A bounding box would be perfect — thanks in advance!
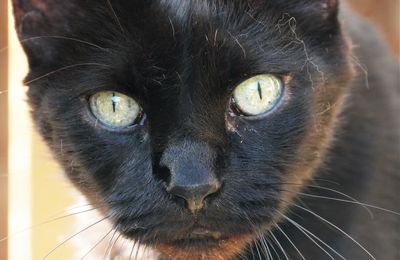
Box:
[12,0,399,259]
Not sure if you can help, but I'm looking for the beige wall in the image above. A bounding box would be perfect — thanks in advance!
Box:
[0,0,9,259]
[5,3,77,260]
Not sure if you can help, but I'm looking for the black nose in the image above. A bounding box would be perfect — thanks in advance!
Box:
[159,140,221,213]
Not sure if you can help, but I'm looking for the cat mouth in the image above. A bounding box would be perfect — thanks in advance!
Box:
[157,230,253,259]
[170,228,226,248]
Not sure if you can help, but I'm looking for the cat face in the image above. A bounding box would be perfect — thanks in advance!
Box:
[13,0,353,258]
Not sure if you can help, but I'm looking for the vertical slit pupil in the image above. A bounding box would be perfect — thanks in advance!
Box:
[257,82,263,100]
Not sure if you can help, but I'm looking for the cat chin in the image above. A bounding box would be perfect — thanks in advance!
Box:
[156,234,253,260]
[70,194,259,259]
[71,205,253,259]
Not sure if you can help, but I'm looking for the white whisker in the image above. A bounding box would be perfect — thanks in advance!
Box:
[103,227,119,260]
[280,213,339,260]
[41,216,109,260]
[25,63,111,84]
[270,230,289,260]
[80,228,114,259]
[274,223,306,260]
[0,204,106,243]
[293,204,376,259]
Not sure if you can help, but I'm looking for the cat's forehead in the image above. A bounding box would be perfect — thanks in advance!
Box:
[154,0,264,31]
[14,0,343,92]
[156,0,247,23]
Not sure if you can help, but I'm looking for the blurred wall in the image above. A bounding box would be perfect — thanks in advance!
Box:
[0,0,9,260]
[348,0,400,56]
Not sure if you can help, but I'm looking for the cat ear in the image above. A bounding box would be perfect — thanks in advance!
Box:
[12,0,82,67]
[293,0,339,24]
[276,0,340,35]
[306,0,339,21]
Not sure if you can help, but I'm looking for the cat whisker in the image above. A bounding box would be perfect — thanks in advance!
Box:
[134,238,142,260]
[105,0,125,34]
[305,185,400,216]
[0,204,107,243]
[277,185,374,218]
[240,210,268,259]
[103,227,119,260]
[291,203,376,259]
[108,231,123,260]
[291,191,378,218]
[249,240,256,260]
[254,239,264,260]
[128,239,138,260]
[257,232,272,260]
[22,36,107,51]
[269,230,289,260]
[312,178,341,186]
[274,223,306,260]
[0,36,108,54]
[41,215,109,260]
[80,227,114,259]
[263,234,276,260]
[279,212,339,260]
[140,244,149,260]
[270,181,400,217]
[25,63,112,85]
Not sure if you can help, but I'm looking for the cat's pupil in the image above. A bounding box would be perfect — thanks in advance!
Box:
[257,82,262,100]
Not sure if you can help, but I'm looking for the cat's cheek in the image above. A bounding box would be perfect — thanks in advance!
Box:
[277,82,351,215]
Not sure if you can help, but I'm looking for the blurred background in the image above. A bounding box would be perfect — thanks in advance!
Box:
[0,0,399,259]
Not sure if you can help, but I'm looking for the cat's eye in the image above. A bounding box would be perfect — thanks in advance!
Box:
[89,91,141,128]
[231,74,283,116]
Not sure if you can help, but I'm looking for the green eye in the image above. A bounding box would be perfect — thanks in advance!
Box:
[89,91,141,128]
[232,74,283,116]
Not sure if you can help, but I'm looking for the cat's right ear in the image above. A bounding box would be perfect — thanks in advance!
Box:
[12,0,81,68]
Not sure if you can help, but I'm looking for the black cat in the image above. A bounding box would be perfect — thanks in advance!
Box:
[12,0,399,259]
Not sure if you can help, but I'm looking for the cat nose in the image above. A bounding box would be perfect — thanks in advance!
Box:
[167,181,221,213]
[159,140,221,213]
